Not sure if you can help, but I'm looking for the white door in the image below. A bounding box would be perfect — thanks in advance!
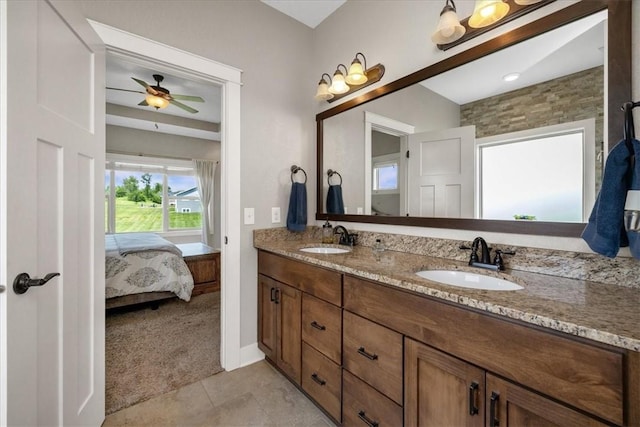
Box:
[407,126,475,218]
[0,1,105,425]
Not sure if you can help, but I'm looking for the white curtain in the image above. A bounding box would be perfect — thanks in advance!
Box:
[193,159,217,246]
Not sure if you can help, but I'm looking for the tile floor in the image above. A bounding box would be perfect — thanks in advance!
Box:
[102,360,337,426]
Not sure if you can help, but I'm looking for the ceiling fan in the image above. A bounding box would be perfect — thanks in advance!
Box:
[107,74,205,113]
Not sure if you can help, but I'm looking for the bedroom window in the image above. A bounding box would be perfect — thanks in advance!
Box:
[105,155,203,234]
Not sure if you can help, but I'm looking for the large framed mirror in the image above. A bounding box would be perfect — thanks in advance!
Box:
[316,0,631,237]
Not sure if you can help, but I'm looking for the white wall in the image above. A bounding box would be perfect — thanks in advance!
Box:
[80,1,315,349]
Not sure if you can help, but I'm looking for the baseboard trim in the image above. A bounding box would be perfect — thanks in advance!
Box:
[239,343,264,368]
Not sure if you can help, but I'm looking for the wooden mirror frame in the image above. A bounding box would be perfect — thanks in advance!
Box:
[315,0,631,237]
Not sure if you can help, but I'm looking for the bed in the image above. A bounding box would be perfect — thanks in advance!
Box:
[105,233,194,309]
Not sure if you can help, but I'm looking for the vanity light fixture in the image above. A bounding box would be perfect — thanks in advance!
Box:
[431,0,465,44]
[435,0,552,51]
[315,53,385,103]
[145,94,170,109]
[469,0,510,28]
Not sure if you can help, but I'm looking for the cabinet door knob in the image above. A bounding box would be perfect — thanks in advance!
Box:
[489,391,500,427]
[358,410,379,427]
[468,381,479,415]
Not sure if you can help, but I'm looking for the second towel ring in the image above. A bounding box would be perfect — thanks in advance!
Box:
[291,165,307,184]
[327,169,342,185]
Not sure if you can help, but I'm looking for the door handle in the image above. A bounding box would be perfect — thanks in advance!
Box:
[0,285,5,293]
[13,272,60,295]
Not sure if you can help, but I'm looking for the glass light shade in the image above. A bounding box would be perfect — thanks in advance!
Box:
[431,9,466,44]
[328,71,350,95]
[514,0,542,4]
[315,80,334,101]
[468,0,510,28]
[145,94,170,109]
[346,59,368,85]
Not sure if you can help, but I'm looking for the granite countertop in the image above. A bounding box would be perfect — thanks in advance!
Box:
[255,239,640,352]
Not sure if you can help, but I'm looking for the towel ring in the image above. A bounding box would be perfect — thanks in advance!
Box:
[327,169,342,186]
[290,165,307,184]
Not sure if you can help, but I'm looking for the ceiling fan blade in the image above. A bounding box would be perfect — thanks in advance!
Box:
[138,100,149,106]
[170,94,205,103]
[107,87,145,95]
[131,77,158,95]
[169,99,198,114]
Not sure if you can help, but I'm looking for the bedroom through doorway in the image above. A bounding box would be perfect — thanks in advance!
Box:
[96,21,239,413]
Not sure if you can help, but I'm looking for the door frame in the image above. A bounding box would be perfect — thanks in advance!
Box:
[90,21,243,370]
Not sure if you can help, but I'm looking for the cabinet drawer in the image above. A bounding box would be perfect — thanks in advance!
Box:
[344,275,625,426]
[302,342,341,422]
[302,294,342,364]
[343,311,403,404]
[258,251,342,305]
[343,370,403,427]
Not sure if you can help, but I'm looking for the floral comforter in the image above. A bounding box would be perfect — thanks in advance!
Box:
[105,233,194,301]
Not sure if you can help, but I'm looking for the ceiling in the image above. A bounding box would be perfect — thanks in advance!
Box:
[260,0,346,28]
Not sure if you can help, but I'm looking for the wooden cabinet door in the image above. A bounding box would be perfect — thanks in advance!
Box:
[258,274,277,361]
[276,282,302,384]
[405,338,485,427]
[485,374,608,427]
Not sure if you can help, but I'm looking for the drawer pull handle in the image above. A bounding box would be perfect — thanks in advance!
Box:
[357,347,378,361]
[489,391,500,427]
[311,373,326,386]
[310,321,326,331]
[270,287,276,302]
[468,381,479,415]
[358,410,379,427]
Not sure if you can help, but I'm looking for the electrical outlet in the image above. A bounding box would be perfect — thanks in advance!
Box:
[271,207,281,223]
[244,207,255,225]
[344,207,349,214]
[357,207,363,214]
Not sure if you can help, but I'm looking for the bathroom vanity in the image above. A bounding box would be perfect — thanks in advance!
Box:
[255,235,639,426]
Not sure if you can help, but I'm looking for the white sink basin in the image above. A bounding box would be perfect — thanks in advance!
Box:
[416,270,523,291]
[300,246,351,254]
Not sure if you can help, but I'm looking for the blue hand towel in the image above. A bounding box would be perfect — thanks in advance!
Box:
[326,185,345,214]
[286,182,307,232]
[582,138,640,257]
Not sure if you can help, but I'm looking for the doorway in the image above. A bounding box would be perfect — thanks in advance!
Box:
[90,20,242,375]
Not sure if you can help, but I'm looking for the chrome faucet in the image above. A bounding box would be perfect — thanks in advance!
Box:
[462,237,516,271]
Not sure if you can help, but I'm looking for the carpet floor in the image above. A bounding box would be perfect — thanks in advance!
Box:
[105,292,223,415]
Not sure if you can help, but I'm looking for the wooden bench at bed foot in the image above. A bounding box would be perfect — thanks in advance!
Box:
[177,243,221,296]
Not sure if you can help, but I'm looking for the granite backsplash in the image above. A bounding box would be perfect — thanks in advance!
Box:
[254,226,640,289]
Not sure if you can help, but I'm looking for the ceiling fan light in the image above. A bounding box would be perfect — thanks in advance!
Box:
[145,94,169,109]
[431,2,465,44]
[468,0,510,28]
[328,69,350,95]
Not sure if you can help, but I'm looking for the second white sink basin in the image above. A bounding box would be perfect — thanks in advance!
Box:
[300,246,351,254]
[416,270,523,291]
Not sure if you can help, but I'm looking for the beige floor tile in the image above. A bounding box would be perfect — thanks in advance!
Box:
[103,360,337,427]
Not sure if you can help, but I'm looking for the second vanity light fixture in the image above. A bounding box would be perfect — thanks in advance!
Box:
[315,53,385,103]
[434,0,549,51]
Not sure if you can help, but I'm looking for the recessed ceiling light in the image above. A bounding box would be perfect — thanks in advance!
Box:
[503,72,520,82]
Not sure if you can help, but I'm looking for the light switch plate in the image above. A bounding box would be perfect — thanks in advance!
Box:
[271,207,281,223]
[244,207,255,225]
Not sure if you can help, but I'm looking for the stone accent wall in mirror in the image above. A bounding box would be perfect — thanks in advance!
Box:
[316,0,631,237]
